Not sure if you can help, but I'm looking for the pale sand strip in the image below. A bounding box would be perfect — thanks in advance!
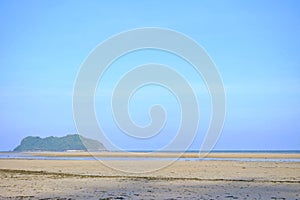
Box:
[23,151,300,159]
[0,159,299,199]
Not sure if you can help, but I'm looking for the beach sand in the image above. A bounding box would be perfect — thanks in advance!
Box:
[0,153,299,199]
[27,151,300,159]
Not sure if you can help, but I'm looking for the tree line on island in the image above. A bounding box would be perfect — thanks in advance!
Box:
[14,134,106,152]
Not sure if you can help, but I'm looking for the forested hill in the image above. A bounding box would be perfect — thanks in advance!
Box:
[13,134,106,152]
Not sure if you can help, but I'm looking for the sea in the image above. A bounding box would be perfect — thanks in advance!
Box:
[0,151,299,162]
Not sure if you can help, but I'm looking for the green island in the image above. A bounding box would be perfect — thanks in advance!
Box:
[13,134,106,152]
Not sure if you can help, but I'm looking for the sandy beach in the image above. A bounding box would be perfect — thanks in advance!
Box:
[26,151,300,159]
[0,152,299,199]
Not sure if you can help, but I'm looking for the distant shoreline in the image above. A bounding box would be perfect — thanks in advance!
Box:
[1,151,300,160]
[2,150,300,153]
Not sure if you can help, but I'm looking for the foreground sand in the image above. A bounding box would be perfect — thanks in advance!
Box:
[0,153,299,199]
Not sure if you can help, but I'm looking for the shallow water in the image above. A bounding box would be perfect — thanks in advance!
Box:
[0,153,300,162]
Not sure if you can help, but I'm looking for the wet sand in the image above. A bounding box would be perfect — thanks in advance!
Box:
[0,153,299,199]
[26,151,300,159]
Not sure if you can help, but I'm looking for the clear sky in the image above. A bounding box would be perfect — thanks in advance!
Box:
[0,0,300,151]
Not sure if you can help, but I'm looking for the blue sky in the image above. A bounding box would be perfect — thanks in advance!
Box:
[0,0,300,151]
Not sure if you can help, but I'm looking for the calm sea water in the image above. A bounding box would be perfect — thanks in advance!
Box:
[0,151,299,162]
